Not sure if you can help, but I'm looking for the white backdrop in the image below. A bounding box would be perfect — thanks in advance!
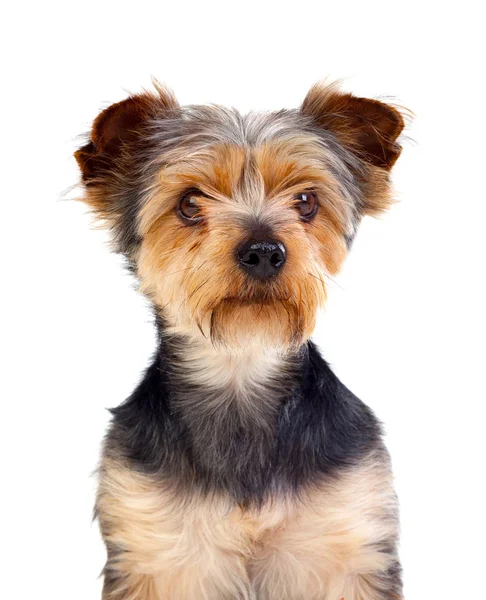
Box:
[2,1,485,598]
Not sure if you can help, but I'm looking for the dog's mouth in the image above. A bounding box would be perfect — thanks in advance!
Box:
[181,271,324,348]
[220,281,292,306]
[205,294,311,349]
[220,293,284,307]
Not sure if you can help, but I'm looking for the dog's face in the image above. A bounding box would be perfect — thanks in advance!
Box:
[76,83,404,350]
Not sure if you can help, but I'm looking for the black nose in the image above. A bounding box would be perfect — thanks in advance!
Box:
[237,239,287,279]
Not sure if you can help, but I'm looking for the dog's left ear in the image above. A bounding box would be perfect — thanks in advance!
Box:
[301,83,405,170]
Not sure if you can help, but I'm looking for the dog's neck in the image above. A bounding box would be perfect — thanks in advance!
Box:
[160,330,294,412]
[151,328,304,502]
[156,313,301,406]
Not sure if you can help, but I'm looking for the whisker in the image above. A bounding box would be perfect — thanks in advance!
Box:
[307,271,343,291]
[321,272,343,290]
[155,247,186,260]
[191,275,210,315]
[160,260,207,283]
[196,320,207,339]
[209,309,217,344]
[195,260,208,272]
[159,267,193,280]
[307,271,326,287]
[179,278,211,311]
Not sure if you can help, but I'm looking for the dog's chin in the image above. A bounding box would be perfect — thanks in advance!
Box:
[208,296,316,352]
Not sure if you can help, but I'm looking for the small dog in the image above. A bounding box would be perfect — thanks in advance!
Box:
[75,81,406,600]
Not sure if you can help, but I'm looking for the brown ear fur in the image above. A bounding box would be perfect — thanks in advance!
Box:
[301,84,405,170]
[75,86,178,182]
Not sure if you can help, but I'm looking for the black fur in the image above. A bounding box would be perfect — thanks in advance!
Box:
[105,325,384,507]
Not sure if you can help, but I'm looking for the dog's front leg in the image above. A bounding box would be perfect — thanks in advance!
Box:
[250,453,403,600]
[97,457,254,600]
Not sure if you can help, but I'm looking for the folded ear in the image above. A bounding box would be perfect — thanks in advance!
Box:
[301,83,405,170]
[75,86,178,182]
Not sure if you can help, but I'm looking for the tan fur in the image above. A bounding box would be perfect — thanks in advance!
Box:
[98,455,399,600]
[136,138,353,350]
[168,336,288,422]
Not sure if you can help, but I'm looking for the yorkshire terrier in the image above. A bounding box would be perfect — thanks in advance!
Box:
[75,81,406,600]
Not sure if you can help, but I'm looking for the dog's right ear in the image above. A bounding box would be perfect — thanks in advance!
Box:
[75,86,178,183]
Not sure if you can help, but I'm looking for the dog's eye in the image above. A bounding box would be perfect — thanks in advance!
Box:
[177,191,204,224]
[294,191,318,220]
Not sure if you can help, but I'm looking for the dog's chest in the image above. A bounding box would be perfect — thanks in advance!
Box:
[98,459,294,572]
[98,456,397,599]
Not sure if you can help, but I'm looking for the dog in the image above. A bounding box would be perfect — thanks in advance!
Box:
[75,80,406,599]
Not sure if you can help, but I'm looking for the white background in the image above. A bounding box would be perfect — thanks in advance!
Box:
[2,2,485,598]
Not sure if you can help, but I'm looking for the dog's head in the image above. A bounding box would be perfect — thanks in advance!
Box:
[75,82,405,350]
